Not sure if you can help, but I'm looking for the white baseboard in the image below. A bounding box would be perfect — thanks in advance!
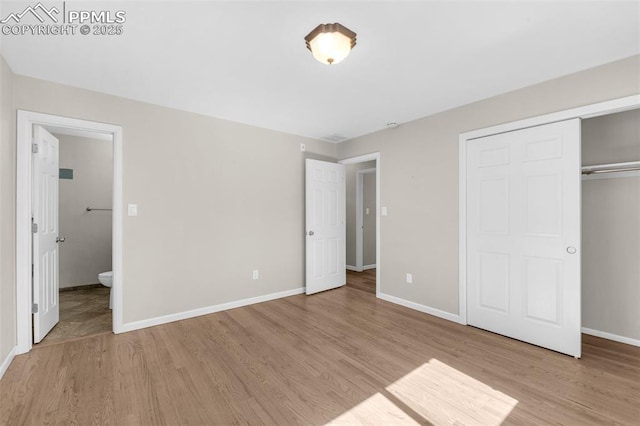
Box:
[581,327,640,348]
[0,346,16,380]
[119,287,305,333]
[346,265,376,272]
[378,292,461,324]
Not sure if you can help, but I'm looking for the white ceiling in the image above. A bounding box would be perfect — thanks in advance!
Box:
[1,1,639,142]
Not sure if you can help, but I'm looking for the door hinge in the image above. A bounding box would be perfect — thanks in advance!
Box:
[32,222,38,233]
[32,143,39,154]
[32,303,38,314]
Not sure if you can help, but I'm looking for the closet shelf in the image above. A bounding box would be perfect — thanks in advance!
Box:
[581,161,640,175]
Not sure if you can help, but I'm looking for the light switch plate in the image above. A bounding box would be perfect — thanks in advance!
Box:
[381,206,388,216]
[128,204,138,216]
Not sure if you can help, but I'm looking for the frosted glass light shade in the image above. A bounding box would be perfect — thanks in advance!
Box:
[305,23,357,65]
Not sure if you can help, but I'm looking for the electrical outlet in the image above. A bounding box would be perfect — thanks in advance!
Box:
[406,273,413,284]
[252,270,259,280]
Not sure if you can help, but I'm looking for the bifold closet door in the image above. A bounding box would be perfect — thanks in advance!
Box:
[466,119,581,358]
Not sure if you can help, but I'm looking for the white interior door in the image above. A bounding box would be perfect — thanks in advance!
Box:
[306,159,346,295]
[467,119,581,357]
[32,125,60,343]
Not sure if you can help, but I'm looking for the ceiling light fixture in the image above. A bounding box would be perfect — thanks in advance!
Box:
[304,23,357,65]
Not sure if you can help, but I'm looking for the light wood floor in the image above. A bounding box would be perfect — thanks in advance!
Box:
[2,286,639,425]
[36,286,112,347]
[346,268,376,294]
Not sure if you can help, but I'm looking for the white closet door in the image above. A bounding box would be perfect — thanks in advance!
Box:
[467,119,581,357]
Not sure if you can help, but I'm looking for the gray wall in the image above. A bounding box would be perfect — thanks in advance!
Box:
[363,172,376,267]
[12,74,337,324]
[1,54,638,359]
[582,110,640,340]
[345,161,375,267]
[337,55,640,315]
[582,110,640,165]
[56,134,113,288]
[0,55,16,364]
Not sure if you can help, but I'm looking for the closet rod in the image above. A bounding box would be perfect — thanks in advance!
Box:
[581,161,640,175]
[86,207,112,212]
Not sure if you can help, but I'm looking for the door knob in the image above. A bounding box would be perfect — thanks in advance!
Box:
[566,246,576,254]
[56,237,66,243]
[308,231,314,236]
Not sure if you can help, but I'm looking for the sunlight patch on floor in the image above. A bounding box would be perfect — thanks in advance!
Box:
[328,359,518,425]
[386,358,518,425]
[328,392,421,425]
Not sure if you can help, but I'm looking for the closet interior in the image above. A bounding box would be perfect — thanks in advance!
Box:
[581,109,640,345]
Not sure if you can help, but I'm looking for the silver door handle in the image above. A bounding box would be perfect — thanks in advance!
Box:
[56,237,66,243]
[566,246,576,254]
[308,231,314,236]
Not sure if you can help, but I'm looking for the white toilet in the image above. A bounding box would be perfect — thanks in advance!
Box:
[98,271,113,309]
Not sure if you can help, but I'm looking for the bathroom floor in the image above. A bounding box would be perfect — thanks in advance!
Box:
[36,286,112,347]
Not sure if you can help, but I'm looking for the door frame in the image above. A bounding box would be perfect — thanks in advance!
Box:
[458,94,640,326]
[339,153,380,296]
[356,167,376,271]
[16,110,124,354]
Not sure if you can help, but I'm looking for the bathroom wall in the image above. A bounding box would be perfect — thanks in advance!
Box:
[581,110,640,340]
[56,134,113,288]
[0,55,17,367]
[345,160,376,268]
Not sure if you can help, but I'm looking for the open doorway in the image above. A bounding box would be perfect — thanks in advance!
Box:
[16,111,123,354]
[580,109,640,347]
[33,127,114,346]
[340,153,380,296]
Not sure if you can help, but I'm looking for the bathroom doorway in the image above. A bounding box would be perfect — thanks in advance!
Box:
[34,127,114,346]
[16,111,123,354]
